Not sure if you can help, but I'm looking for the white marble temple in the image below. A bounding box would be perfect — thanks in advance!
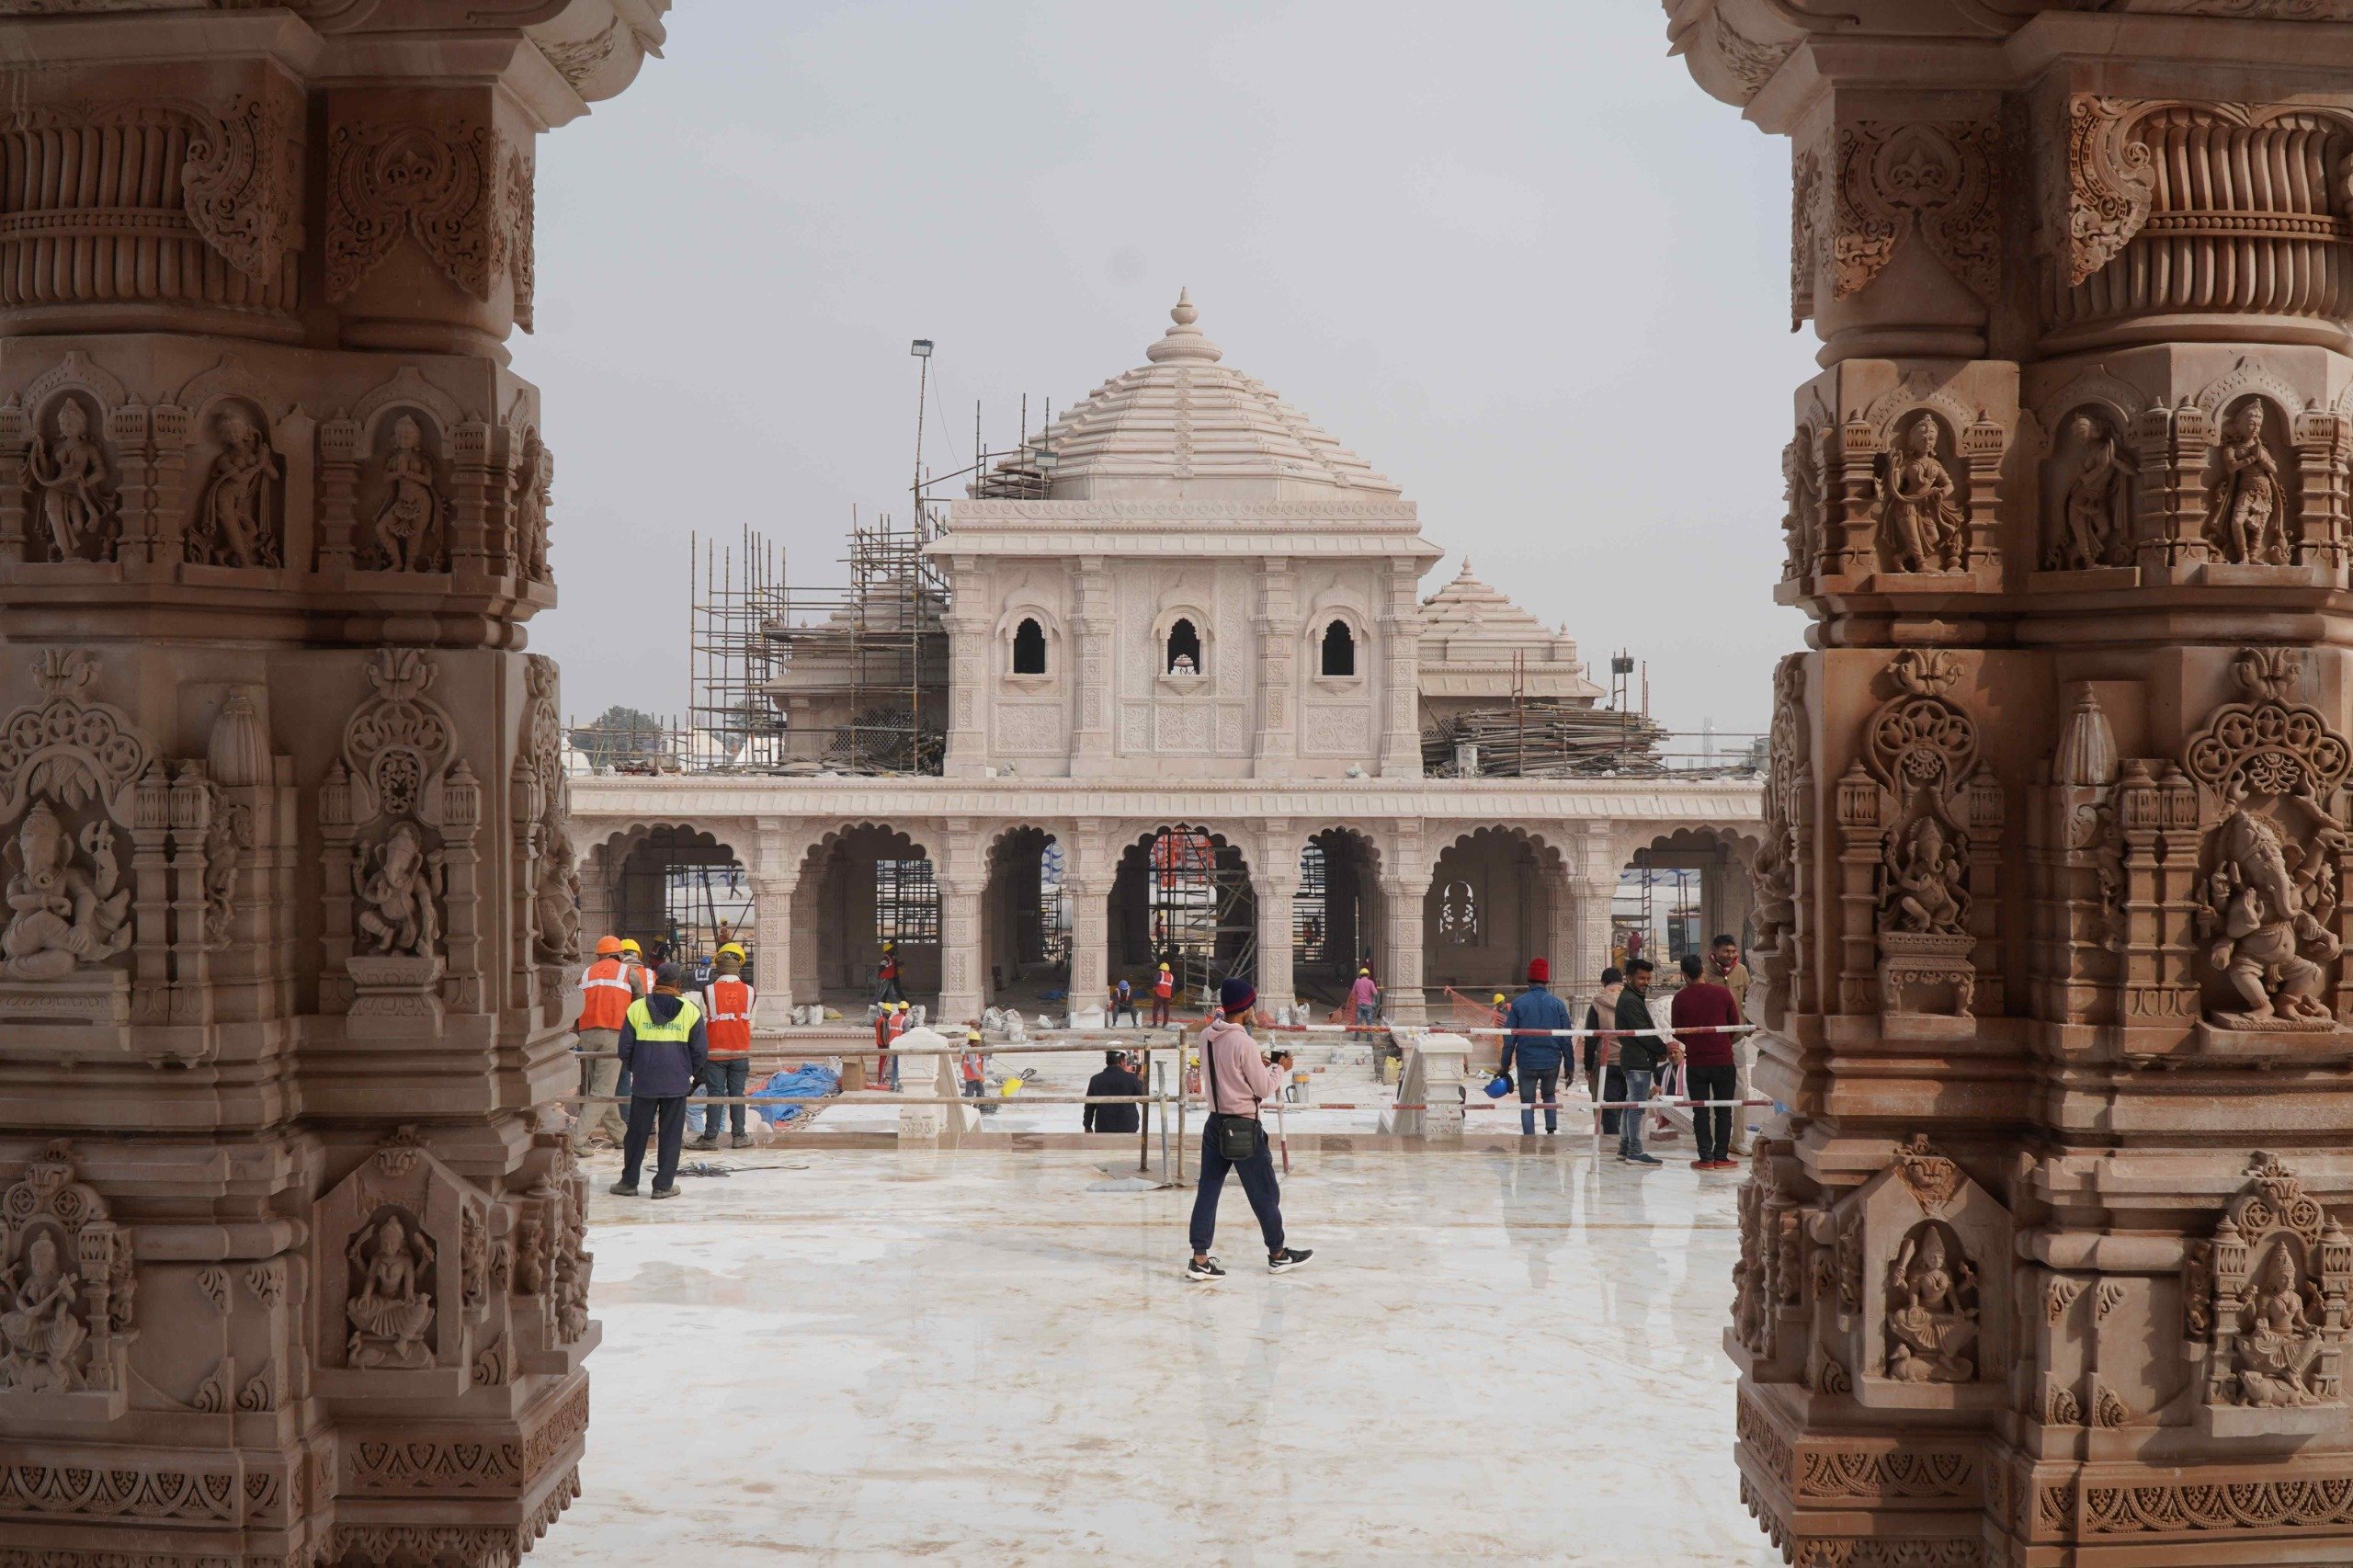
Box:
[556,1144,1779,1566]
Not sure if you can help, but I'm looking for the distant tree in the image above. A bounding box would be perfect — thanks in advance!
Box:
[571,705,667,768]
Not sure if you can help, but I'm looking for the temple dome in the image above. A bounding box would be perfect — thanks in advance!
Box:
[1004,290,1400,503]
[1417,558,1601,703]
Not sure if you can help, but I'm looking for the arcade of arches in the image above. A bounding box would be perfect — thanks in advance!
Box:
[569,784,1764,1025]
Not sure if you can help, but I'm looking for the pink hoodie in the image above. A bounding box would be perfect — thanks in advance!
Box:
[1199,1017,1278,1116]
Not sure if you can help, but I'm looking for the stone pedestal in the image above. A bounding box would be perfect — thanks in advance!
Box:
[0,6,664,1562]
[1673,3,2353,1561]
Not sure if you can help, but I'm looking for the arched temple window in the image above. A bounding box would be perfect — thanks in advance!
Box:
[1438,878,1479,945]
[1321,619,1356,677]
[1166,618,1202,676]
[1013,617,1047,675]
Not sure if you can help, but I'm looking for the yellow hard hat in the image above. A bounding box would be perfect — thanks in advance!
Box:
[718,942,746,960]
[619,938,642,954]
[1493,993,1506,1005]
[1158,962,1169,971]
[1358,967,1370,975]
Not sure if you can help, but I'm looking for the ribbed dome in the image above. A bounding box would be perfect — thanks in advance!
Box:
[1011,290,1400,502]
[1417,559,1601,702]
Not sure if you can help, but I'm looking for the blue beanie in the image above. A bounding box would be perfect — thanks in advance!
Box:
[1219,977,1256,1016]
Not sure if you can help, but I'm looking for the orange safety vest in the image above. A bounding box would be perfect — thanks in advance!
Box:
[579,956,636,1030]
[1154,972,1174,999]
[702,975,755,1057]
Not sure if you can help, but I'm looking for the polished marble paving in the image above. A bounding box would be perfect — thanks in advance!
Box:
[553,1140,1779,1566]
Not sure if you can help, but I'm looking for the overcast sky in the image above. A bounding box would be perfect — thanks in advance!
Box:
[516,0,1818,741]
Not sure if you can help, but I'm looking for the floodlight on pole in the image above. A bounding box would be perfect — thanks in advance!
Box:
[910,338,933,358]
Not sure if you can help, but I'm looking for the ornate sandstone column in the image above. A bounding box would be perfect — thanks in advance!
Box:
[1671,3,2353,1562]
[0,6,662,1563]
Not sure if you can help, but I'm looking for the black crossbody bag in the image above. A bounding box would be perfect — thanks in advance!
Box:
[1206,1029,1263,1160]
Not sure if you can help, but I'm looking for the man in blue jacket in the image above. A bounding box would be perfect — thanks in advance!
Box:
[611,962,709,1199]
[1498,958,1574,1135]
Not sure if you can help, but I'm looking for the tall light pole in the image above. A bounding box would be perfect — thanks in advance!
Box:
[910,337,932,531]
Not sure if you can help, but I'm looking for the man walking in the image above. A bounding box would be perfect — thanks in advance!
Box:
[573,935,637,1151]
[875,941,904,1005]
[1673,951,1744,1169]
[1151,961,1175,1028]
[611,962,709,1199]
[1613,958,1676,1166]
[1347,966,1381,1038]
[690,941,755,1151]
[1084,1048,1145,1134]
[1186,978,1313,1281]
[1498,958,1573,1136]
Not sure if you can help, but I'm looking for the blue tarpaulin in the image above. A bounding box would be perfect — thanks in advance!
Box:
[749,1063,840,1126]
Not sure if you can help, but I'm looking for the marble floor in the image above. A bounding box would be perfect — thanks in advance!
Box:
[551,1141,1780,1567]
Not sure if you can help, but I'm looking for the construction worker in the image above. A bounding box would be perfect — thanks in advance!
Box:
[875,941,904,1005]
[1110,976,1138,1028]
[691,942,756,1151]
[1152,961,1175,1028]
[884,999,912,1090]
[610,962,708,1199]
[573,936,636,1151]
[611,938,653,1107]
[960,1024,986,1103]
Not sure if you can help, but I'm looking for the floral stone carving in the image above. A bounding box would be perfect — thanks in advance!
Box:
[0,1141,135,1407]
[2184,1153,2351,1438]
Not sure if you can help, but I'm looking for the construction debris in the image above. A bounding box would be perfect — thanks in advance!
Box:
[1422,699,1670,778]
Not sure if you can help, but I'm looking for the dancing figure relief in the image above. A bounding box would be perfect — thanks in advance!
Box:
[2050,415,2131,571]
[0,1230,88,1393]
[2203,403,2291,566]
[187,408,282,568]
[27,401,119,563]
[1878,418,1966,574]
[352,820,444,959]
[2197,805,2340,1028]
[345,1212,436,1370]
[1884,1225,1979,1384]
[1,801,133,982]
[370,415,445,574]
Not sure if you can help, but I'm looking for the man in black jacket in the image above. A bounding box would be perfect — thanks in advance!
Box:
[1084,1050,1145,1135]
[611,962,710,1199]
[1613,959,1677,1167]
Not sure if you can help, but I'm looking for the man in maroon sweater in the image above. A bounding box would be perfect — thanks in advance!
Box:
[1671,952,1743,1169]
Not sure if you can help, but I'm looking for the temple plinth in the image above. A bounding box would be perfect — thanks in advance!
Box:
[1670,2,2353,1562]
[0,5,662,1562]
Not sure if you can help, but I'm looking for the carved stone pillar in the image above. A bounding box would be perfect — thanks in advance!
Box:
[1256,872,1298,1017]
[1067,876,1112,1005]
[1252,562,1300,774]
[1375,560,1423,778]
[942,597,989,778]
[1378,872,1427,1026]
[1070,558,1114,775]
[937,818,983,1026]
[0,8,665,1563]
[1673,5,2353,1562]
[749,873,794,1028]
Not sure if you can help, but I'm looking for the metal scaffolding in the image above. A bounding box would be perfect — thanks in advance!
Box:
[688,526,790,772]
[762,509,949,776]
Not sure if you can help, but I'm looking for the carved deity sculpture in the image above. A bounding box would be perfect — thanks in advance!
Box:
[1781,428,1818,580]
[532,821,580,963]
[1883,815,1967,936]
[2203,403,2290,566]
[187,408,282,568]
[1,802,133,981]
[1878,418,1966,574]
[352,820,443,959]
[2233,1244,2326,1407]
[371,415,443,573]
[2050,415,2131,571]
[514,432,551,581]
[2198,805,2339,1027]
[26,400,119,563]
[202,801,244,949]
[0,1230,88,1392]
[346,1212,436,1369]
[1885,1225,1978,1384]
